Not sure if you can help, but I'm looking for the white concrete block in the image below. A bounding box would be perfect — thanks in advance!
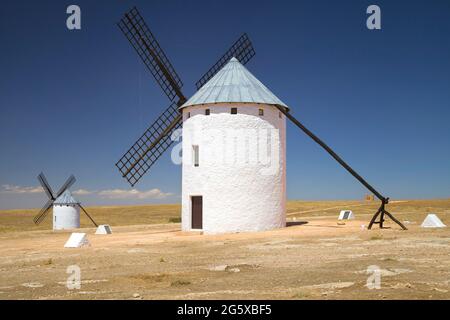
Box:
[338,210,354,220]
[95,224,112,234]
[421,214,446,228]
[64,233,90,248]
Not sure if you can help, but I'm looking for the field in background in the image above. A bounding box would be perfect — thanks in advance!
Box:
[0,199,449,300]
[1,199,450,233]
[0,204,180,233]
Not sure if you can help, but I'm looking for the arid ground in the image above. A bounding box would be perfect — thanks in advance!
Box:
[0,199,449,300]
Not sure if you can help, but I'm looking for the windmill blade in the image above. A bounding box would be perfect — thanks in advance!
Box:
[55,175,76,198]
[79,204,98,227]
[116,102,181,186]
[33,199,53,225]
[195,33,256,90]
[37,172,55,200]
[118,7,185,103]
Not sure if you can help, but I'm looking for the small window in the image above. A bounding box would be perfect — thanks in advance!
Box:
[205,109,210,115]
[259,109,264,116]
[231,107,237,114]
[279,111,282,119]
[187,112,191,119]
[192,145,199,167]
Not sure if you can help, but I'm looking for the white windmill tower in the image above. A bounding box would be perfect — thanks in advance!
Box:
[53,189,81,230]
[179,58,287,233]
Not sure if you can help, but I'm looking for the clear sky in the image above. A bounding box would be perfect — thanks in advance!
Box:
[1,0,449,209]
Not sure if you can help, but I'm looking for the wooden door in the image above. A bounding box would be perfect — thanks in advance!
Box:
[191,196,203,229]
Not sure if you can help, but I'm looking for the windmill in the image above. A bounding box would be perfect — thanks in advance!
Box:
[34,172,98,229]
[115,7,406,231]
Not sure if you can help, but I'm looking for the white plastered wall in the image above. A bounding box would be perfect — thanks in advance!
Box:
[53,205,80,230]
[181,103,286,234]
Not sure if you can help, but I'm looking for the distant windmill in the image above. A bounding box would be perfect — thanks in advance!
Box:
[34,172,98,230]
[115,7,406,232]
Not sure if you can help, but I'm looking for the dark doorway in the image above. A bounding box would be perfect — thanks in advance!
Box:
[191,196,203,229]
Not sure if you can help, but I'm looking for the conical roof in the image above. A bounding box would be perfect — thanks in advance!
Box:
[54,190,79,205]
[180,57,289,110]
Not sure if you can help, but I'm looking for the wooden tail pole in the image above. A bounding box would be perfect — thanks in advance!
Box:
[368,200,407,230]
[277,105,407,230]
[79,204,98,228]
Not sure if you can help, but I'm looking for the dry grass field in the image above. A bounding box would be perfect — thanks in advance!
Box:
[0,199,449,300]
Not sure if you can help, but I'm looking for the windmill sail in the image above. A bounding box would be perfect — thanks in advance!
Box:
[55,175,76,198]
[115,102,181,186]
[33,198,53,225]
[118,7,185,102]
[116,7,256,186]
[195,33,255,90]
[38,172,55,200]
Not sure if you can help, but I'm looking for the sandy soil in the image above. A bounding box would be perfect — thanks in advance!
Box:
[0,200,449,300]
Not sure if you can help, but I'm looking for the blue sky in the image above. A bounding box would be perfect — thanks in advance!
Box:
[1,0,449,209]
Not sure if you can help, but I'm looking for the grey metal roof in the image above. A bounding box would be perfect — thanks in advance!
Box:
[180,57,289,110]
[54,190,79,205]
